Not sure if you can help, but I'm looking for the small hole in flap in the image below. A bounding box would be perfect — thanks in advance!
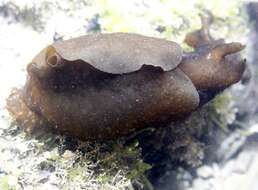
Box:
[47,55,59,67]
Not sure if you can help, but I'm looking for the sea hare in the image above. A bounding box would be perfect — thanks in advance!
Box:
[6,14,246,140]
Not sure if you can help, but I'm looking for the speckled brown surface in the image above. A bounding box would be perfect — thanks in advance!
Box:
[6,14,245,140]
[1,1,255,190]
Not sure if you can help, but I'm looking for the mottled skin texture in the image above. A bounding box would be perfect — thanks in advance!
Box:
[21,62,198,140]
[6,14,246,140]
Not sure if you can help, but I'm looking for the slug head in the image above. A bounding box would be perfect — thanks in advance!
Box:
[180,11,246,93]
